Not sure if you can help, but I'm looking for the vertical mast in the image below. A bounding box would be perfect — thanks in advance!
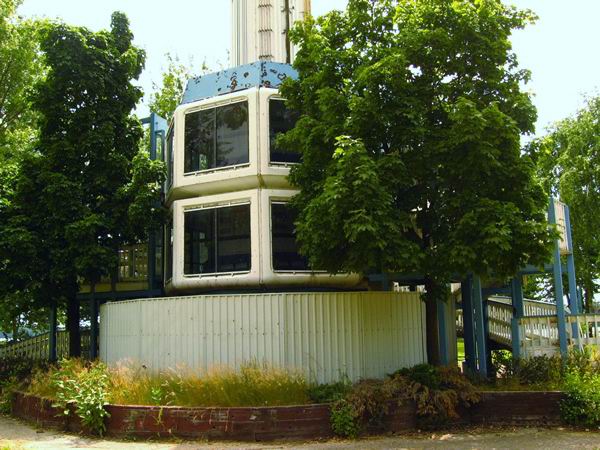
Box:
[231,0,311,67]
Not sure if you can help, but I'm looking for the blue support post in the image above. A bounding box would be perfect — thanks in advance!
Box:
[90,295,98,360]
[549,198,569,357]
[142,113,168,292]
[49,303,57,362]
[564,205,582,349]
[472,275,488,377]
[511,277,525,360]
[482,295,493,375]
[437,297,449,365]
[461,277,477,372]
[381,273,391,292]
[564,206,580,314]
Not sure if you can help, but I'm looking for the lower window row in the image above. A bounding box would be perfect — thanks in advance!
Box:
[182,203,309,275]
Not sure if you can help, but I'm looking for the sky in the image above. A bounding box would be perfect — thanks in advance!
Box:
[17,0,600,137]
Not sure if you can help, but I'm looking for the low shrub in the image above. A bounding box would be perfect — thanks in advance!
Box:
[0,356,50,415]
[307,377,352,403]
[396,365,480,429]
[50,359,111,435]
[330,398,361,438]
[561,371,600,428]
[329,365,480,437]
[487,347,600,391]
[516,354,563,387]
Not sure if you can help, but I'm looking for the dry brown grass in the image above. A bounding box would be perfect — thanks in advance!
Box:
[26,360,310,408]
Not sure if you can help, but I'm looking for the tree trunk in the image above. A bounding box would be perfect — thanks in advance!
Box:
[584,278,595,313]
[423,277,441,366]
[67,295,81,357]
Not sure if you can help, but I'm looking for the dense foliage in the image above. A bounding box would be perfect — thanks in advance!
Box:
[528,95,600,312]
[280,0,553,364]
[3,12,165,355]
[0,0,47,342]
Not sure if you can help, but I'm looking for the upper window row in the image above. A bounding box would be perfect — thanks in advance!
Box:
[183,99,300,174]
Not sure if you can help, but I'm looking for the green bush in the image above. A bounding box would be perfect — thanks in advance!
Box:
[394,364,441,389]
[50,359,111,435]
[561,371,600,427]
[307,377,352,403]
[0,356,49,382]
[0,356,50,415]
[330,398,361,438]
[516,354,563,387]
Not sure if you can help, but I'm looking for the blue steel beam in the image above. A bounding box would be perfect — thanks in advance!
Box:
[548,199,568,357]
[461,277,477,372]
[564,205,582,349]
[473,275,488,377]
[511,277,525,359]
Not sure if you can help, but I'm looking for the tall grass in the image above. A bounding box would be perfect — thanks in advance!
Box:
[26,360,310,408]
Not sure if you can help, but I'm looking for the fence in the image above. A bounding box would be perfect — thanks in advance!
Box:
[0,330,91,360]
[456,297,560,348]
[518,314,600,357]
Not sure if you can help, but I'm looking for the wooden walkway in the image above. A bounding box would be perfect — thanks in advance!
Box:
[457,296,600,357]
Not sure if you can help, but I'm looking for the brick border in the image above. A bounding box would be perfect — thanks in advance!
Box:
[11,391,564,441]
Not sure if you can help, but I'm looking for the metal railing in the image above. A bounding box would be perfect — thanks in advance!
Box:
[0,330,91,360]
[456,297,560,347]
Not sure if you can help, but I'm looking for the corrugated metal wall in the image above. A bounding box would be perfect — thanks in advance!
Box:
[100,291,426,383]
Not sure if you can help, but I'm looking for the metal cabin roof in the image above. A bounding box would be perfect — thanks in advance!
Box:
[181,61,298,105]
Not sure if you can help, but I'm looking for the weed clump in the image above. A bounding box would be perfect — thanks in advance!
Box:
[329,364,480,438]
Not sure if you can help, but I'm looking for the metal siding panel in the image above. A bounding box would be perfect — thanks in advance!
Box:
[99,292,427,383]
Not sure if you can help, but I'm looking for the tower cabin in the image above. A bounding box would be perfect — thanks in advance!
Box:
[93,0,440,382]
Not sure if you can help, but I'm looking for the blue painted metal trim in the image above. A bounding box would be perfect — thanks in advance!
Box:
[511,277,524,359]
[564,205,582,349]
[472,275,488,377]
[437,296,449,365]
[144,113,168,293]
[461,277,477,372]
[548,198,569,357]
[49,303,57,362]
[564,206,580,314]
[182,62,298,105]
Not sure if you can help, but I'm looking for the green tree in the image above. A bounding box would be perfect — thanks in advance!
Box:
[528,95,600,312]
[8,12,164,356]
[148,54,208,120]
[280,0,552,364]
[0,0,43,153]
[0,0,47,339]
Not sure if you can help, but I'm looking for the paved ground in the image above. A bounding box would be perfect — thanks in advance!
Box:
[1,415,599,450]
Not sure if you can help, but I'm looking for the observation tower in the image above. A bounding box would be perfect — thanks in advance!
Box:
[99,0,436,383]
[164,0,358,293]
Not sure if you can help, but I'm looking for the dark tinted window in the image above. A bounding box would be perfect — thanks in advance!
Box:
[269,99,300,164]
[184,205,251,275]
[271,203,309,271]
[166,221,173,281]
[185,102,249,173]
[167,126,174,188]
